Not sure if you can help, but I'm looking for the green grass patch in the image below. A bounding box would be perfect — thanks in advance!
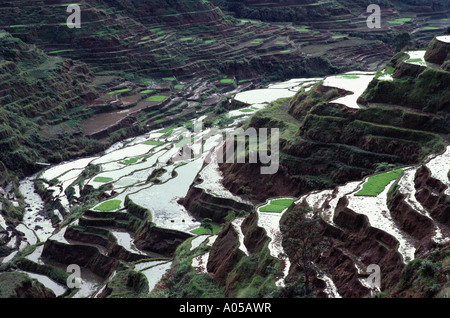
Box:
[94,200,122,211]
[93,177,114,183]
[388,18,412,24]
[355,169,403,197]
[107,88,131,95]
[49,49,74,54]
[142,140,165,146]
[239,108,255,113]
[406,58,425,65]
[162,77,175,81]
[423,26,440,30]
[140,89,154,94]
[336,74,360,79]
[190,224,221,235]
[119,156,145,165]
[158,126,176,134]
[220,78,234,84]
[146,95,167,102]
[259,198,296,213]
[274,41,288,45]
[280,50,291,53]
[174,84,185,90]
[179,37,193,42]
[296,26,310,32]
[385,66,395,75]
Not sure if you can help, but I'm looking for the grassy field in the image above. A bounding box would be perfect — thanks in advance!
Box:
[94,200,122,211]
[142,140,165,146]
[190,224,221,235]
[119,156,145,165]
[388,18,412,24]
[147,95,167,102]
[336,74,360,79]
[355,169,403,197]
[93,176,114,183]
[258,198,296,213]
[220,78,234,84]
[107,88,131,95]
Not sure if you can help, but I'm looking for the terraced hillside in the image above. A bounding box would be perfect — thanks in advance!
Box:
[0,0,408,228]
[208,35,449,297]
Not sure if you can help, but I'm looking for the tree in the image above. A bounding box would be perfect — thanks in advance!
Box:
[392,32,412,52]
[201,218,214,234]
[280,205,330,296]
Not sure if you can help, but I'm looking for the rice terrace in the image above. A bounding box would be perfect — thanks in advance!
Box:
[0,0,449,309]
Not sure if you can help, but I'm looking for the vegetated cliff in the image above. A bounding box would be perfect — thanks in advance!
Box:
[0,271,56,298]
[220,36,449,204]
[0,33,102,175]
[358,39,450,114]
[211,36,450,297]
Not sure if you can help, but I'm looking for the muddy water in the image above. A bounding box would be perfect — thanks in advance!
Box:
[19,176,54,242]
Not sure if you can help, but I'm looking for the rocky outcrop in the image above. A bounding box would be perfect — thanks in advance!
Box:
[321,197,405,296]
[134,225,193,257]
[424,36,450,65]
[414,165,450,227]
[387,181,436,242]
[207,223,244,286]
[241,212,269,254]
[41,239,118,278]
[182,184,253,223]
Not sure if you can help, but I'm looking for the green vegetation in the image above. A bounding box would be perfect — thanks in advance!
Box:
[406,58,425,64]
[107,88,131,95]
[392,248,450,297]
[93,176,114,183]
[142,140,165,146]
[94,200,122,211]
[119,156,145,165]
[190,224,221,235]
[219,78,234,84]
[332,35,347,39]
[388,18,412,24]
[146,95,167,102]
[153,239,224,298]
[0,272,51,298]
[296,26,309,32]
[48,49,74,54]
[140,89,154,94]
[259,198,296,213]
[355,169,403,197]
[336,74,360,79]
[103,270,149,298]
